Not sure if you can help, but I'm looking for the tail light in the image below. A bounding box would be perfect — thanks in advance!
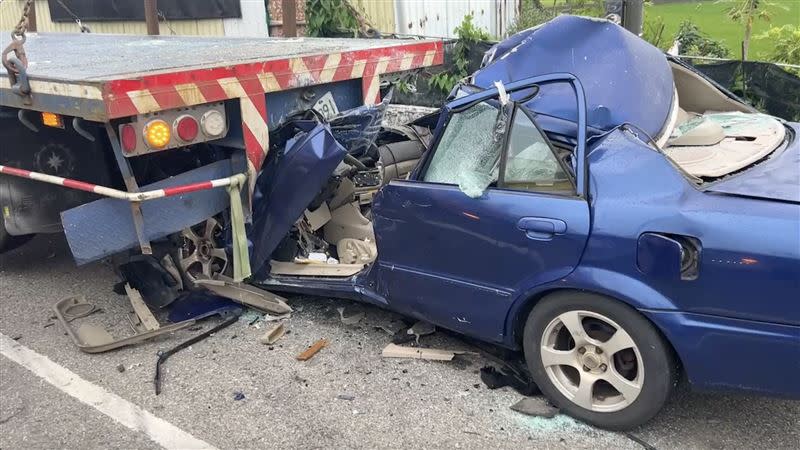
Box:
[144,119,171,149]
[119,103,226,157]
[200,110,226,137]
[174,115,199,142]
[120,124,138,153]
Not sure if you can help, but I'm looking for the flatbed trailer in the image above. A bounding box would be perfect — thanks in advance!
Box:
[0,32,443,272]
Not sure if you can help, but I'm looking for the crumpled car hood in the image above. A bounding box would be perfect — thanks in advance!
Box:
[473,15,674,140]
[705,122,800,203]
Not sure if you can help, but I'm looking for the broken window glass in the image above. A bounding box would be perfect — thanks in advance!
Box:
[502,109,572,193]
[423,101,506,197]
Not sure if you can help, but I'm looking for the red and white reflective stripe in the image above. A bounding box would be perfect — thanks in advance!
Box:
[0,165,246,202]
[105,41,445,118]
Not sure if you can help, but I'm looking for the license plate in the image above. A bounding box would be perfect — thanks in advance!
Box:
[313,92,339,120]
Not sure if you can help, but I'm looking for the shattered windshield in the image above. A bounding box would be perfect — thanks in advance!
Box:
[424,101,506,197]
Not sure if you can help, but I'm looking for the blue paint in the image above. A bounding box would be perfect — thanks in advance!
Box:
[705,123,800,203]
[473,15,674,141]
[250,30,800,400]
[249,122,346,276]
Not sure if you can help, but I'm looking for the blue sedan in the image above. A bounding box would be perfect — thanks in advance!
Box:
[204,16,800,429]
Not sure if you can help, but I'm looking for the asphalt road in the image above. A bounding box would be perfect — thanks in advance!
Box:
[1,235,798,449]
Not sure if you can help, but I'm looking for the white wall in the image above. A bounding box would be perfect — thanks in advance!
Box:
[394,0,518,38]
[223,0,269,37]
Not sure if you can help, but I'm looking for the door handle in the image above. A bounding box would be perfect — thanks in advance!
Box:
[517,217,567,240]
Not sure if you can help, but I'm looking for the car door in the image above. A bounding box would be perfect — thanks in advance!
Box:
[372,76,590,343]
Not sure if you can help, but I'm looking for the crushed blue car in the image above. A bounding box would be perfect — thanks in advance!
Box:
[235,16,800,429]
[13,15,792,430]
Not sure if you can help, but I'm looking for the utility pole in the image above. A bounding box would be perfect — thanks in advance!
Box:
[604,0,644,36]
[282,0,297,37]
[144,0,160,35]
[27,0,37,32]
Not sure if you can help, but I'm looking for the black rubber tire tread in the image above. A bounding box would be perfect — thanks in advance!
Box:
[523,290,678,430]
[0,220,34,254]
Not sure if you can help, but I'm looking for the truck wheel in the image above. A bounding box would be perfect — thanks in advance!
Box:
[522,291,677,430]
[0,219,34,254]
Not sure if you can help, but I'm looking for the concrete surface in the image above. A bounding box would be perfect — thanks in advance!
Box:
[1,235,798,449]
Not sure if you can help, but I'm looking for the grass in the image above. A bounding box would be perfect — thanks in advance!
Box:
[648,0,799,60]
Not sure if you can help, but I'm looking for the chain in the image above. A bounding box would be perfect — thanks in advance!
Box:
[12,0,35,39]
[2,0,35,100]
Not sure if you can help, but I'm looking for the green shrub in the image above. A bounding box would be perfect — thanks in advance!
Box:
[674,21,731,58]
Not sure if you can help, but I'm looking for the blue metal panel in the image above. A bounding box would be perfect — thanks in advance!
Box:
[62,160,234,265]
[265,80,363,128]
[576,128,800,326]
[643,310,800,398]
[474,15,673,140]
[371,74,591,343]
[249,122,346,276]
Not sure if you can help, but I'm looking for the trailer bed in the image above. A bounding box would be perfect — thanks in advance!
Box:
[0,33,443,121]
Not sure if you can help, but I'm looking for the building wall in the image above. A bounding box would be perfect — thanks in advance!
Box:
[0,0,267,36]
[354,0,395,35]
[394,0,518,38]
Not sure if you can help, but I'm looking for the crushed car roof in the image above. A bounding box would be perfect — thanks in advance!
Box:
[473,15,674,139]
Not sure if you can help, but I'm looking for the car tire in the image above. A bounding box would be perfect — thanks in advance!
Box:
[0,219,34,254]
[522,291,677,430]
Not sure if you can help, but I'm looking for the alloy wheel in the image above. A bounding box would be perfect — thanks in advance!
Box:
[540,310,644,412]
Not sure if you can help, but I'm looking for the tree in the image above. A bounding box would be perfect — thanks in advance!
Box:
[720,0,774,60]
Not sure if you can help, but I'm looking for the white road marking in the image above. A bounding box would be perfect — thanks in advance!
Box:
[0,333,217,450]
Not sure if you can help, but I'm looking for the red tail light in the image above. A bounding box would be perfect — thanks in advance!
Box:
[120,124,137,153]
[175,115,199,142]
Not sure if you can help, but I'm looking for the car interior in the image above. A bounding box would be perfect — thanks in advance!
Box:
[662,61,788,179]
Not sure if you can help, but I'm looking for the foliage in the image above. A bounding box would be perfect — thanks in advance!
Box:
[650,0,795,59]
[507,0,552,35]
[643,15,669,50]
[428,14,492,93]
[674,21,731,58]
[306,0,360,37]
[755,25,800,66]
[718,0,785,59]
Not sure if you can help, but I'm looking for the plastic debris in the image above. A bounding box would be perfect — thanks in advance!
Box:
[480,365,541,396]
[259,323,286,345]
[407,320,436,345]
[336,394,356,401]
[233,392,246,401]
[337,306,365,325]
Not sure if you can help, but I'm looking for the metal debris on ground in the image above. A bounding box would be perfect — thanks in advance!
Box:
[296,338,329,361]
[259,323,286,345]
[336,306,365,325]
[233,392,246,401]
[154,311,240,395]
[510,397,559,419]
[381,343,475,361]
[336,394,356,401]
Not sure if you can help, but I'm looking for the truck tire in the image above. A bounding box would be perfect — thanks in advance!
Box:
[522,291,678,430]
[0,219,34,254]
